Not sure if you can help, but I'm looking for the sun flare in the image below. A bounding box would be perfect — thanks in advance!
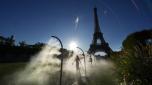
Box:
[69,41,78,51]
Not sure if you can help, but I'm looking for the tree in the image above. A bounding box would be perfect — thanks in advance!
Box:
[0,36,5,45]
[5,35,15,46]
[122,29,152,50]
[111,29,152,85]
[19,41,27,47]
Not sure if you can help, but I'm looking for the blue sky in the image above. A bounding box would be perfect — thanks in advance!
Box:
[0,0,152,51]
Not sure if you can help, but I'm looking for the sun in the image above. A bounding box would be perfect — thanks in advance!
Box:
[69,41,78,51]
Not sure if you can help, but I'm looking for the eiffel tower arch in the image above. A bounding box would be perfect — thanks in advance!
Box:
[88,7,113,58]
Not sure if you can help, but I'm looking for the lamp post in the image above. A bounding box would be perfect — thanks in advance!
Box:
[76,47,87,76]
[51,36,63,85]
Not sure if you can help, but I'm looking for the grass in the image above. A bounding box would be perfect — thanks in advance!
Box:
[0,62,26,80]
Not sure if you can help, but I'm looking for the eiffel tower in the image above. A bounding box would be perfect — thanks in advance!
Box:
[88,7,112,57]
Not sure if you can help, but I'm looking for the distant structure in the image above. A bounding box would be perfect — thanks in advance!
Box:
[88,7,112,58]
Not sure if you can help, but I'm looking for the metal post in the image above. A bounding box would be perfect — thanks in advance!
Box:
[76,47,87,76]
[51,36,63,85]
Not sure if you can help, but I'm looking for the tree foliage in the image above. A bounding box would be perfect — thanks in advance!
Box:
[122,29,152,50]
[111,29,152,85]
[0,35,15,46]
[0,35,45,62]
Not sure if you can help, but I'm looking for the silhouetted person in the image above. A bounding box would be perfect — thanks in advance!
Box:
[72,55,82,78]
[75,55,80,71]
[89,56,92,64]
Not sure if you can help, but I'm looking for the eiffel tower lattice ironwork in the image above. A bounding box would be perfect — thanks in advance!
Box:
[88,7,113,56]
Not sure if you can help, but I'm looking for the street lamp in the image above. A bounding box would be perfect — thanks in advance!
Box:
[76,47,87,76]
[51,36,63,85]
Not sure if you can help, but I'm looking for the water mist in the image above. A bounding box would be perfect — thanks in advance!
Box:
[5,39,117,85]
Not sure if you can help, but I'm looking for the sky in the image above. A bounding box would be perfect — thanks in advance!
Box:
[0,0,152,51]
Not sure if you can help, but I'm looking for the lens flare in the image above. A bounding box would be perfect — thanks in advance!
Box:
[75,17,79,30]
[131,0,140,11]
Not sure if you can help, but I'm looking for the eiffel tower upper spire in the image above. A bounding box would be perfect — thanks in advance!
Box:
[94,7,101,33]
[93,7,106,44]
